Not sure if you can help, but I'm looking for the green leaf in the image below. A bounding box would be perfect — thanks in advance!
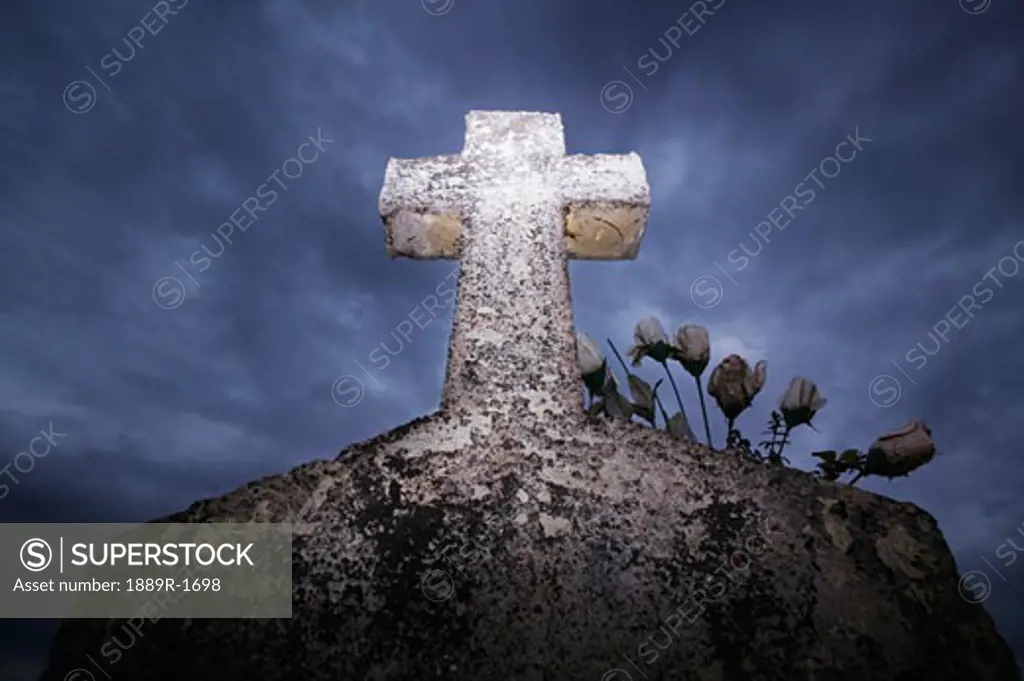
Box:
[839,449,861,464]
[582,364,609,397]
[666,411,695,441]
[627,374,655,410]
[626,374,656,424]
[604,385,633,422]
[811,450,837,462]
[820,466,840,482]
[632,403,655,425]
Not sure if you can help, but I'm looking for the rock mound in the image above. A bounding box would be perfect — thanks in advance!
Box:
[39,412,1020,680]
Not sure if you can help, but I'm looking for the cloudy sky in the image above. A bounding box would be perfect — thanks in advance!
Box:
[1,0,1022,676]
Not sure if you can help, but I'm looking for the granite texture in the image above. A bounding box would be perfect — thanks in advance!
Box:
[38,413,1021,680]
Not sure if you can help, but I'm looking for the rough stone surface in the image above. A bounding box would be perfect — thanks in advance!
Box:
[38,415,1020,680]
[380,111,648,425]
[38,111,1019,680]
[380,113,648,263]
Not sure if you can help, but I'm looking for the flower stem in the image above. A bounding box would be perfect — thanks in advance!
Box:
[849,471,865,486]
[654,392,671,429]
[661,361,689,424]
[694,375,713,447]
[607,339,632,378]
[775,425,793,461]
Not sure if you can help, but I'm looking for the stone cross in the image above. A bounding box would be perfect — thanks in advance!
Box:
[379,111,649,429]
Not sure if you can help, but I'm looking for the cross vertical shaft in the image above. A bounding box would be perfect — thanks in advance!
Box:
[446,120,576,423]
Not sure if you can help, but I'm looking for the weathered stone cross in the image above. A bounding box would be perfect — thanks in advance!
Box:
[379,111,649,430]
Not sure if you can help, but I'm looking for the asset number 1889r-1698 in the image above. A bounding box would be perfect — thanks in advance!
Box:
[125,577,221,592]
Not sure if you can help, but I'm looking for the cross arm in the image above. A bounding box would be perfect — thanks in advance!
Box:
[378,155,470,259]
[558,152,649,260]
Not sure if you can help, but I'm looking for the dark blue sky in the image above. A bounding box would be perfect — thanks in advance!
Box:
[1,0,1022,677]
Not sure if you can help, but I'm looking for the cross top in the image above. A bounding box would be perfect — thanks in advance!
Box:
[461,111,565,158]
[379,111,650,430]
